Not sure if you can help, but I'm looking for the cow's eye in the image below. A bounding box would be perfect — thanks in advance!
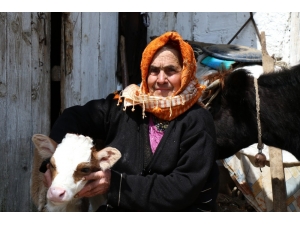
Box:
[80,168,91,173]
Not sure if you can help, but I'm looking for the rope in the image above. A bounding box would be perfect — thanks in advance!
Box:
[204,88,220,108]
[254,78,264,151]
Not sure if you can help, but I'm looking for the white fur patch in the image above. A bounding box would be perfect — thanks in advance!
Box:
[50,134,94,200]
[53,134,93,170]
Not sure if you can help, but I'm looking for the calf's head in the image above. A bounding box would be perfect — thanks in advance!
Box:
[32,133,121,208]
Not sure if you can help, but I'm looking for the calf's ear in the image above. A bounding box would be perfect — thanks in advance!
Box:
[32,134,57,159]
[93,147,122,171]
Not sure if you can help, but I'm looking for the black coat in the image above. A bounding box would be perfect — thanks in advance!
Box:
[50,93,219,212]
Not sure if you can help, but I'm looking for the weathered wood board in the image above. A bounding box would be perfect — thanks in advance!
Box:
[60,12,119,110]
[0,12,51,211]
[0,12,119,212]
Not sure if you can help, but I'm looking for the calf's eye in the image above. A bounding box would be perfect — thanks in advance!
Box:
[49,162,55,169]
[80,168,91,173]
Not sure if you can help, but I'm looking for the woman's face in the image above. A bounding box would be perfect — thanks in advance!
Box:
[147,47,182,97]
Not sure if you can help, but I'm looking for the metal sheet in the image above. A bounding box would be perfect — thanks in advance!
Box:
[200,44,262,63]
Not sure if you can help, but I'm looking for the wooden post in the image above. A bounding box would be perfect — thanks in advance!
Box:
[261,31,287,212]
[119,35,129,89]
[269,146,287,211]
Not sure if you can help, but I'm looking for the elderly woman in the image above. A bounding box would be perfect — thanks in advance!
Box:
[44,31,219,211]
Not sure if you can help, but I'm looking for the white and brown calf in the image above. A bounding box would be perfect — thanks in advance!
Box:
[31,133,121,212]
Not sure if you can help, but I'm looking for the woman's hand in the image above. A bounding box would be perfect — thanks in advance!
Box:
[75,170,111,198]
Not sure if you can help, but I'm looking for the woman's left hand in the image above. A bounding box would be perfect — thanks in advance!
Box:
[75,169,111,198]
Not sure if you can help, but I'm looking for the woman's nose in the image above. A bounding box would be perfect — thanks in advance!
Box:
[157,71,167,83]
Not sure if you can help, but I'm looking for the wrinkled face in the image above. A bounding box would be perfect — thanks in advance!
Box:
[147,47,182,97]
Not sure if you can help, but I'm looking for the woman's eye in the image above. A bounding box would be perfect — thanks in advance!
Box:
[164,68,176,75]
[149,67,160,74]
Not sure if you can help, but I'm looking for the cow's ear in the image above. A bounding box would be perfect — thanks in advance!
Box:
[32,134,57,159]
[93,147,121,171]
[224,69,252,99]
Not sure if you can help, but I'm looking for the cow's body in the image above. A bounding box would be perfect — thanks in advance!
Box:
[31,133,121,212]
[201,64,300,160]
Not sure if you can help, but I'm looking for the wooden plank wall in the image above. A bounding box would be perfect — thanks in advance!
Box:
[61,12,119,110]
[147,12,300,67]
[0,12,51,211]
[1,12,119,212]
[146,12,256,47]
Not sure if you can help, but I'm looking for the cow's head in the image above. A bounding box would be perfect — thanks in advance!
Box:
[201,68,258,159]
[32,133,121,208]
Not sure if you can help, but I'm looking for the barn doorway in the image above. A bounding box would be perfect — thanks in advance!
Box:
[49,12,148,127]
[50,12,62,128]
[117,12,148,86]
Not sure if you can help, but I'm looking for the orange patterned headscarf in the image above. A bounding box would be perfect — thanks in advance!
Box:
[117,31,206,121]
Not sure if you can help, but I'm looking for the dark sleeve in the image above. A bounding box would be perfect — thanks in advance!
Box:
[107,109,218,211]
[38,93,118,173]
[49,93,116,144]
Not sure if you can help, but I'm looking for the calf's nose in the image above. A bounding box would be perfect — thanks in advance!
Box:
[47,186,67,202]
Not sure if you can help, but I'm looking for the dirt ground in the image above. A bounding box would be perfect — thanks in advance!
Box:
[217,165,257,212]
[216,193,256,212]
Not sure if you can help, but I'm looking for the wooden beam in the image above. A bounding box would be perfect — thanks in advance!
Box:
[261,31,274,73]
[119,35,129,89]
[269,146,287,212]
[261,31,287,212]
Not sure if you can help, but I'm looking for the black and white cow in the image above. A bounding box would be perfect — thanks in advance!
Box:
[201,63,300,160]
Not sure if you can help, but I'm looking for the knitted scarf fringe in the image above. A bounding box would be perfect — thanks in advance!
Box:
[117,79,205,121]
